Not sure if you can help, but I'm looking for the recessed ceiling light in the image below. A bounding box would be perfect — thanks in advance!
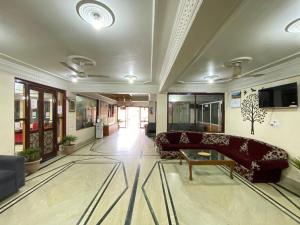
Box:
[285,18,300,33]
[76,0,115,30]
[70,75,78,83]
[202,74,219,83]
[124,75,137,84]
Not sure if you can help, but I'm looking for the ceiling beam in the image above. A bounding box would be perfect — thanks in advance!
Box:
[158,0,242,92]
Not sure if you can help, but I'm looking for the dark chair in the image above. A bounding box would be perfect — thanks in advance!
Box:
[0,155,25,200]
[145,123,156,137]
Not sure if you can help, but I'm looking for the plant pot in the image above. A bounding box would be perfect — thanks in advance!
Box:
[63,144,76,155]
[25,159,41,174]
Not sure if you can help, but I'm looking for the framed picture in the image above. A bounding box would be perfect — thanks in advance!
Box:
[69,98,76,112]
[230,90,241,108]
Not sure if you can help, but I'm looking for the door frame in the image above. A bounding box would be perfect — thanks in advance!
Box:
[15,78,66,161]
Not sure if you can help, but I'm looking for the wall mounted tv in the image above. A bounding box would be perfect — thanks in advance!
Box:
[258,82,298,108]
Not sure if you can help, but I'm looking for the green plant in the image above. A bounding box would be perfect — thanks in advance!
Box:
[18,148,41,162]
[291,157,300,170]
[62,135,77,146]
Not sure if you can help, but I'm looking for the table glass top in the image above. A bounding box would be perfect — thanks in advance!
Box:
[180,149,225,161]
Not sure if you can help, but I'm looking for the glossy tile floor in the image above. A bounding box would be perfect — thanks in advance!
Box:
[0,129,299,225]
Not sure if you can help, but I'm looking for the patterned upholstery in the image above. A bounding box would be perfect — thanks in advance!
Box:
[155,131,289,183]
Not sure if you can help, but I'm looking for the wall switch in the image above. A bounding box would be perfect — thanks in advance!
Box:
[270,119,279,128]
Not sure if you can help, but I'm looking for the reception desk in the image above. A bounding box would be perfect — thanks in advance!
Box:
[103,123,118,136]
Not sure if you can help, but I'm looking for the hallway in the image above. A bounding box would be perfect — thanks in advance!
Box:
[0,129,299,225]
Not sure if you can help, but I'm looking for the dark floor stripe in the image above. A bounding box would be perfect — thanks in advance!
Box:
[124,158,142,225]
[76,163,119,225]
[158,163,172,225]
[160,162,179,225]
[141,161,160,225]
[219,166,300,223]
[96,162,129,225]
[83,163,121,225]
[275,183,300,198]
[0,163,74,213]
[268,183,300,211]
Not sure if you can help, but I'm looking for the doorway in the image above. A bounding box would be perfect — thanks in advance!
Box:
[14,79,66,161]
[127,107,140,129]
[117,107,148,129]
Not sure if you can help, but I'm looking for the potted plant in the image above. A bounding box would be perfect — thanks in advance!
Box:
[18,148,41,174]
[291,157,300,170]
[62,135,78,154]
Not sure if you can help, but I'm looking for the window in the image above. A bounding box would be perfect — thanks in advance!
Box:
[168,93,224,132]
[76,95,97,130]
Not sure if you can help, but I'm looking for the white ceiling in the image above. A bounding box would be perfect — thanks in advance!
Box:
[1,0,300,94]
[0,0,153,83]
[179,0,300,83]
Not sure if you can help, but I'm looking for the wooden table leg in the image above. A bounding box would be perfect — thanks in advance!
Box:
[189,164,193,180]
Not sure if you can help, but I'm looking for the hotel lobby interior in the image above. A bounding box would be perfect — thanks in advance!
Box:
[0,0,299,224]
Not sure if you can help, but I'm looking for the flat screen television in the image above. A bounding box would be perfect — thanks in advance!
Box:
[258,82,298,108]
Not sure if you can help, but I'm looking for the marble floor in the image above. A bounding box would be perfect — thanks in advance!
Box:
[0,129,299,225]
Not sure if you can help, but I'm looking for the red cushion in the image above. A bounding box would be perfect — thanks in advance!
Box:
[186,132,203,144]
[231,153,252,169]
[247,140,271,160]
[161,144,182,151]
[229,136,245,151]
[166,132,182,144]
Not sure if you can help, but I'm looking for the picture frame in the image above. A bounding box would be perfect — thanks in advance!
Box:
[230,90,241,108]
[69,98,76,112]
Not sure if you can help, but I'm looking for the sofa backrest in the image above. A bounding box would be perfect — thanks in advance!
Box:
[155,131,288,161]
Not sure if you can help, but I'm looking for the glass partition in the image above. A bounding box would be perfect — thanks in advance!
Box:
[168,93,224,132]
[76,95,97,130]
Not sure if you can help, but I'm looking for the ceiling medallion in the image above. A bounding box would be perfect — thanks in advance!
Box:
[76,0,115,30]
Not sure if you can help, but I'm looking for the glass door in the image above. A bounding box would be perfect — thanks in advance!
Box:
[28,86,57,160]
[43,91,57,158]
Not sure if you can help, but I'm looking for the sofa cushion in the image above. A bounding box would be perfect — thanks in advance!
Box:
[231,153,252,169]
[161,143,201,151]
[0,170,16,183]
[186,132,203,144]
[179,132,190,144]
[202,133,230,146]
[229,136,246,152]
[166,132,182,144]
[247,140,270,160]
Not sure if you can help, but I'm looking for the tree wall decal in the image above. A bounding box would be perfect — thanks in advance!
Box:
[241,93,267,135]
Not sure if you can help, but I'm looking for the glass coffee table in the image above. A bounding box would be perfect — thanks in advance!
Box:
[179,149,235,180]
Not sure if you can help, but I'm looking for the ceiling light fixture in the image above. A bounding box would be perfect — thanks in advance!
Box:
[124,75,137,84]
[70,75,78,83]
[285,18,300,33]
[202,74,219,83]
[76,0,115,30]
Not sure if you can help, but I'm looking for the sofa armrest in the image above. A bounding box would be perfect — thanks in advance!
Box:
[251,159,289,171]
[0,155,25,187]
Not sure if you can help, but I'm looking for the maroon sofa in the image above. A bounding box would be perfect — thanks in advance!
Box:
[155,132,289,183]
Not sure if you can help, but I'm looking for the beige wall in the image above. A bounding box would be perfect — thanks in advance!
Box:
[226,76,300,182]
[156,94,168,133]
[0,71,15,155]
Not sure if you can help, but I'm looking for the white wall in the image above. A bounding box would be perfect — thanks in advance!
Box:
[156,94,168,133]
[226,76,300,182]
[0,71,15,155]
